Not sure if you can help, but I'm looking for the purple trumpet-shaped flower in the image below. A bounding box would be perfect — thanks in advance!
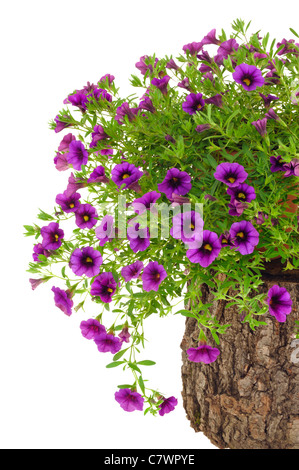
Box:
[41,222,64,250]
[158,168,192,199]
[205,94,223,108]
[170,211,204,245]
[259,93,279,107]
[127,223,150,253]
[196,124,211,133]
[67,140,89,170]
[182,93,205,115]
[88,166,109,184]
[99,74,115,85]
[186,230,221,267]
[100,147,114,158]
[132,191,161,214]
[54,115,71,133]
[135,55,158,75]
[229,221,259,255]
[95,215,115,246]
[177,78,192,91]
[232,63,265,91]
[68,92,88,111]
[151,75,170,96]
[215,38,239,62]
[165,134,176,144]
[228,200,248,216]
[90,272,118,303]
[115,388,144,412]
[252,118,267,137]
[115,102,139,125]
[166,59,179,71]
[80,319,106,340]
[51,286,73,317]
[58,133,76,152]
[121,261,144,282]
[266,285,292,322]
[90,125,109,148]
[214,162,248,187]
[66,173,87,196]
[219,231,234,248]
[94,333,122,354]
[187,344,220,364]
[270,155,287,172]
[201,29,221,46]
[75,203,98,229]
[89,88,112,103]
[118,326,131,343]
[265,108,279,120]
[283,159,299,177]
[55,190,81,213]
[227,183,256,204]
[277,38,299,56]
[182,42,203,55]
[139,97,156,113]
[111,162,143,190]
[54,152,70,171]
[70,247,102,278]
[29,278,45,291]
[158,397,178,416]
[254,212,269,225]
[142,261,167,292]
[32,243,51,262]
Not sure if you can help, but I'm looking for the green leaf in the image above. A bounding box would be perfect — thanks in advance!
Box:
[106,361,125,368]
[113,348,129,361]
[137,360,156,366]
[138,376,145,394]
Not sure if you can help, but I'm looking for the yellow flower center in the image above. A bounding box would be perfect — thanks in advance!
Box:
[238,192,246,200]
[190,223,195,230]
[243,78,251,86]
[222,238,228,244]
[107,288,113,293]
[69,203,75,208]
[83,215,89,222]
[86,257,93,263]
[172,177,178,182]
[122,173,130,179]
[228,177,236,184]
[204,244,212,251]
[155,273,161,280]
[237,232,245,239]
[54,234,59,241]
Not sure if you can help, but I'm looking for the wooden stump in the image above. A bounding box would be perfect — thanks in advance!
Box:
[181,262,299,449]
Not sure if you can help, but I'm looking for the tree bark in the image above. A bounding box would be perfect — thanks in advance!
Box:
[181,260,299,449]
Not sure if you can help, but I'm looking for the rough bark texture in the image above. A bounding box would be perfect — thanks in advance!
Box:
[181,261,299,449]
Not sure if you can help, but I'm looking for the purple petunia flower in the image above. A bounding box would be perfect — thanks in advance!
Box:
[80,319,106,340]
[115,388,144,412]
[252,118,267,137]
[254,212,269,225]
[166,59,179,71]
[177,78,192,91]
[186,230,221,267]
[277,38,299,56]
[259,93,279,107]
[182,93,205,115]
[158,168,192,199]
[151,75,170,96]
[66,173,87,196]
[283,159,299,177]
[182,42,203,56]
[219,231,234,248]
[70,246,102,278]
[68,92,88,112]
[121,261,144,282]
[187,344,220,364]
[142,261,167,292]
[229,220,259,255]
[227,183,256,204]
[127,223,150,253]
[90,272,118,303]
[270,155,287,172]
[95,215,115,246]
[201,29,221,46]
[55,190,81,213]
[111,162,143,190]
[89,88,112,103]
[158,396,178,417]
[115,102,139,125]
[58,133,76,152]
[88,166,109,184]
[90,125,109,148]
[118,326,131,343]
[139,97,156,113]
[32,243,51,262]
[135,55,158,75]
[196,124,211,133]
[99,74,115,85]
[29,278,45,291]
[54,115,71,133]
[232,63,265,91]
[170,211,204,245]
[41,222,64,250]
[132,191,161,214]
[205,94,223,108]
[266,285,292,322]
[67,140,89,170]
[51,286,73,317]
[228,200,248,217]
[214,162,248,187]
[94,333,122,354]
[165,134,176,144]
[54,152,70,171]
[265,108,279,120]
[75,203,98,229]
[100,147,114,158]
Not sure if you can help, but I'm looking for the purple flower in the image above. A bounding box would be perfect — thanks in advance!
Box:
[266,285,292,322]
[219,231,234,247]
[94,333,122,354]
[177,78,192,91]
[259,93,279,107]
[270,155,286,172]
[251,118,267,137]
[214,162,248,187]
[127,223,150,253]
[80,319,106,340]
[165,134,176,144]
[232,63,265,91]
[151,75,170,96]
[75,203,98,229]
[121,261,144,282]
[88,166,109,184]
[32,243,51,262]
[142,261,167,292]
[95,215,115,246]
[283,159,299,177]
[228,200,248,217]
[139,97,156,113]
[277,38,299,56]
[70,246,102,278]
[90,272,118,303]
[99,74,115,85]
[166,59,179,71]
[29,278,45,290]
[132,191,161,214]
[170,211,204,245]
[229,220,259,255]
[54,115,71,133]
[90,125,109,148]
[254,212,269,225]
[182,93,205,115]
[158,168,192,199]
[135,55,158,75]
[196,124,211,133]
[115,388,144,412]
[51,286,73,317]
[68,92,88,112]
[201,29,220,46]
[215,38,239,63]
[100,147,114,158]
[54,152,70,171]
[89,88,112,103]
[205,93,223,108]
[58,133,76,152]
[158,396,178,416]
[254,52,268,59]
[41,222,64,250]
[115,102,139,125]
[265,108,279,120]
[67,140,89,170]
[186,230,221,267]
[182,42,203,56]
[111,162,143,190]
[66,173,87,196]
[118,326,131,343]
[187,344,220,364]
[55,190,81,213]
[227,183,256,204]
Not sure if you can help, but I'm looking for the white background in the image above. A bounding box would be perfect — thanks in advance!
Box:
[1,0,298,450]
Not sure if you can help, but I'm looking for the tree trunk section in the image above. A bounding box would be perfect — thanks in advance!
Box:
[181,260,299,449]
